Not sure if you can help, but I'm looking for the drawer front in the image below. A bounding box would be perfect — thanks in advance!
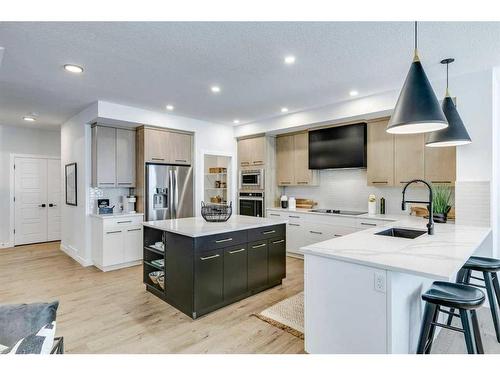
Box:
[195,230,248,252]
[247,224,285,241]
[356,218,394,229]
[266,210,283,220]
[103,215,144,229]
[303,213,357,227]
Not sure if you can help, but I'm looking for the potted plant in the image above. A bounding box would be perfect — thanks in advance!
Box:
[432,185,453,223]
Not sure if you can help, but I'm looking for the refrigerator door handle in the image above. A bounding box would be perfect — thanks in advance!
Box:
[168,169,174,220]
[173,169,179,219]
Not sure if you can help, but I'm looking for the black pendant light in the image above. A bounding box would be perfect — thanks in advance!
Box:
[387,22,448,134]
[426,58,472,147]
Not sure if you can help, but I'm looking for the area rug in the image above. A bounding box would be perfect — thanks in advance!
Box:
[254,292,304,339]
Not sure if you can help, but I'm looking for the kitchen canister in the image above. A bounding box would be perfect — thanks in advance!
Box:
[368,194,376,215]
[280,195,288,209]
[288,197,296,211]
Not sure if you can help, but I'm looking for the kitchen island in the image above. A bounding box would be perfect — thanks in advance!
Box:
[142,215,287,319]
[302,216,491,354]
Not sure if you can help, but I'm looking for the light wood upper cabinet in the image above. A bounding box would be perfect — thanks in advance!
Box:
[144,128,169,163]
[276,132,318,186]
[116,128,136,187]
[394,133,425,186]
[424,146,456,184]
[238,136,266,167]
[367,119,394,186]
[276,135,295,185]
[169,131,192,165]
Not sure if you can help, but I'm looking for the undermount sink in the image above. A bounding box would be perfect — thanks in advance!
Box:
[375,228,427,239]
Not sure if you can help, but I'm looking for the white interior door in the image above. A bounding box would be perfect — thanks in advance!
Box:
[14,157,48,245]
[47,159,61,241]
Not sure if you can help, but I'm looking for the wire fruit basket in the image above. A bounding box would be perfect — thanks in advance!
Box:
[201,201,232,222]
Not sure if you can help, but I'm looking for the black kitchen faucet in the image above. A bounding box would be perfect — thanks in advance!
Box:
[401,179,434,235]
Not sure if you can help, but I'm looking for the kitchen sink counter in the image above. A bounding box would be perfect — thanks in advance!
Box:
[301,216,490,280]
[303,217,491,354]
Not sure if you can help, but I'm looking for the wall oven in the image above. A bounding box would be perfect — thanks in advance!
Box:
[239,169,265,190]
[238,192,264,217]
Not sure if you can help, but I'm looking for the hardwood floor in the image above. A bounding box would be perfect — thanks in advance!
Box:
[0,242,305,354]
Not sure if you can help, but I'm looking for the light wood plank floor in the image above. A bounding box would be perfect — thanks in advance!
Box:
[0,242,305,354]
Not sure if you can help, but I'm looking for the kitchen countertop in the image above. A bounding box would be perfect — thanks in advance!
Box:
[90,212,144,219]
[143,215,287,237]
[301,216,491,280]
[267,207,404,221]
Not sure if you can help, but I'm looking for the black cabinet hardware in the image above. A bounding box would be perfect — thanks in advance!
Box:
[117,220,132,224]
[334,234,342,237]
[309,230,323,235]
[289,215,300,219]
[48,203,57,207]
[99,182,115,185]
[175,159,187,163]
[297,181,308,184]
[39,204,46,207]
[151,157,165,161]
[106,230,121,234]
[269,213,280,217]
[289,223,300,227]
[372,181,388,184]
[127,228,141,232]
[118,182,132,185]
[360,222,377,226]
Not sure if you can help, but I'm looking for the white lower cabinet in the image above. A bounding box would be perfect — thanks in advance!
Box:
[267,209,393,255]
[92,214,144,271]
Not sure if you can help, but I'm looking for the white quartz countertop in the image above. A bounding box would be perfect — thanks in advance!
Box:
[267,207,400,221]
[143,215,287,237]
[90,212,144,219]
[301,216,491,280]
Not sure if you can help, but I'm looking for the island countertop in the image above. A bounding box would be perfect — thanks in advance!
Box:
[301,216,491,280]
[143,215,287,237]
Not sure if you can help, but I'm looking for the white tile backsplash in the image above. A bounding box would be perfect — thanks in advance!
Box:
[283,169,437,214]
[89,187,130,214]
[455,181,491,227]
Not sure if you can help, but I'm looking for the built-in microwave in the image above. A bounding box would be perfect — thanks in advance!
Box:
[239,169,265,190]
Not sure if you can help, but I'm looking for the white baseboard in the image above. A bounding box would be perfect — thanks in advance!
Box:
[0,241,14,249]
[60,243,93,267]
[94,260,142,272]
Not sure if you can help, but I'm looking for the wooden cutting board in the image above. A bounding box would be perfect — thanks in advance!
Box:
[295,199,317,209]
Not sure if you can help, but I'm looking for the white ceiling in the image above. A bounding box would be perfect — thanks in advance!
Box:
[1,21,500,130]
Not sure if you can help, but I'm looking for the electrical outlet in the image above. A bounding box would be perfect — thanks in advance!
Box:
[374,272,386,293]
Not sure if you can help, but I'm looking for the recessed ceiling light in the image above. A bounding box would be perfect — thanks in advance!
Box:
[284,55,296,65]
[23,116,36,122]
[166,104,174,111]
[233,119,240,124]
[281,107,289,113]
[349,90,359,97]
[211,86,221,93]
[64,64,84,74]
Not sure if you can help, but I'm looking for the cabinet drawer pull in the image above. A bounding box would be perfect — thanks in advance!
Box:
[228,248,246,254]
[117,220,132,224]
[200,254,220,261]
[152,157,165,161]
[175,159,187,163]
[118,182,132,185]
[127,228,141,232]
[99,182,115,185]
[269,213,280,217]
[262,230,276,235]
[251,243,266,249]
[309,230,323,235]
[360,222,377,226]
[289,223,300,227]
[372,181,388,184]
[106,230,121,234]
[272,239,285,244]
[297,181,308,184]
[289,215,300,219]
[215,238,233,243]
[280,181,291,185]
[334,234,342,237]
[431,181,452,184]
[241,162,250,165]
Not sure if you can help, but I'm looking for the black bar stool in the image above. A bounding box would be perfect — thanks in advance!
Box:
[448,256,500,343]
[417,281,485,354]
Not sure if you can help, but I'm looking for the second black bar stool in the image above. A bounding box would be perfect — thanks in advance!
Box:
[417,281,485,354]
[449,256,500,343]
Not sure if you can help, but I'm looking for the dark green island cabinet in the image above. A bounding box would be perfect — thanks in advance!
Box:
[142,216,286,319]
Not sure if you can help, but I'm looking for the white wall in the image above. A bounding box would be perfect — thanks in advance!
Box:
[0,124,61,247]
[60,103,98,265]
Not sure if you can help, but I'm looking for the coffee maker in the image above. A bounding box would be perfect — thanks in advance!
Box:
[121,195,137,214]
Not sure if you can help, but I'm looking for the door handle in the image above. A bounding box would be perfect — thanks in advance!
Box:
[127,228,141,232]
[175,159,187,163]
[251,243,266,249]
[262,230,276,235]
[106,230,121,234]
[228,248,246,254]
[360,222,377,226]
[289,223,300,227]
[152,157,165,161]
[117,220,133,224]
[200,254,220,261]
[309,230,323,235]
[215,238,233,243]
[39,204,46,208]
[272,239,284,244]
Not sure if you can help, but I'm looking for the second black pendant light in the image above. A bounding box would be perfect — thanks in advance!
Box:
[387,22,448,134]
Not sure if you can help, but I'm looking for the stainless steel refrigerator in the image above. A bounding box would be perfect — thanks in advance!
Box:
[145,164,194,221]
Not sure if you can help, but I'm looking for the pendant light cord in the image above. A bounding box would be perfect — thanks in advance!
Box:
[413,21,419,61]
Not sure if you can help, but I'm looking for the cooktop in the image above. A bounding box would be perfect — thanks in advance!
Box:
[310,209,367,216]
